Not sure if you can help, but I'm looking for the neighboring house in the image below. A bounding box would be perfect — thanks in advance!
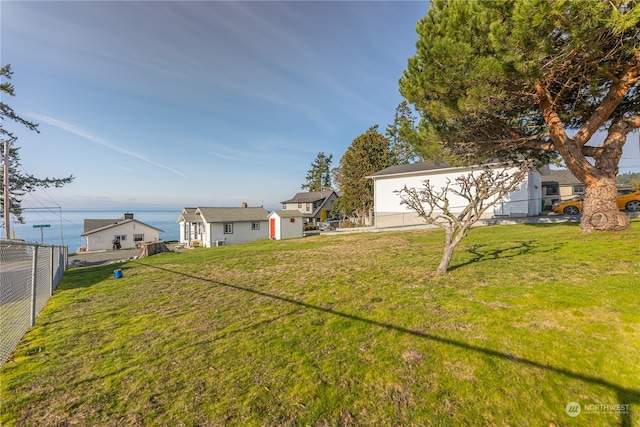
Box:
[177,204,269,247]
[368,162,542,229]
[81,212,163,251]
[541,169,584,208]
[280,190,339,224]
[268,210,304,240]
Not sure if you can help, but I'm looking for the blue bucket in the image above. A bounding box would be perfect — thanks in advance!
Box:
[114,269,123,279]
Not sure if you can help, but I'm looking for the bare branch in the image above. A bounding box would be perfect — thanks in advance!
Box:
[395,162,534,274]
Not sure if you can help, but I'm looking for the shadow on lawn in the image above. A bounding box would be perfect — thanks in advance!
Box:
[134,261,639,426]
[449,239,564,271]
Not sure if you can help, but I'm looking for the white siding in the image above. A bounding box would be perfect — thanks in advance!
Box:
[86,222,161,251]
[372,166,541,228]
[178,222,205,246]
[269,212,303,240]
[206,221,268,247]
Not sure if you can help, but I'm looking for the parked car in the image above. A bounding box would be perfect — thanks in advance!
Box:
[552,188,640,215]
[318,219,339,231]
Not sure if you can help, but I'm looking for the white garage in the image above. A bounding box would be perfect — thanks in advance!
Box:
[369,162,542,229]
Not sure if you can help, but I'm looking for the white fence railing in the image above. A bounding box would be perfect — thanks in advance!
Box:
[0,241,67,367]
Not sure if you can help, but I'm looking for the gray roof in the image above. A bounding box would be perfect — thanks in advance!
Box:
[281,190,337,204]
[82,218,164,236]
[269,209,303,218]
[542,169,581,186]
[194,207,269,223]
[83,219,120,234]
[177,208,201,223]
[368,161,455,178]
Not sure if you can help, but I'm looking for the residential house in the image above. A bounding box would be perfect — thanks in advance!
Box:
[540,169,583,209]
[268,210,304,240]
[368,162,542,229]
[280,190,339,224]
[81,212,163,251]
[177,204,269,247]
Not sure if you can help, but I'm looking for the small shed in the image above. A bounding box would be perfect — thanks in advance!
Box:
[268,210,303,240]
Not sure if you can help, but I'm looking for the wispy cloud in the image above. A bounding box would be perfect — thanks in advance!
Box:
[28,114,187,178]
[210,151,244,162]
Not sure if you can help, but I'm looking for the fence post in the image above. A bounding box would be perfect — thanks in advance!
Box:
[50,246,55,296]
[30,245,39,327]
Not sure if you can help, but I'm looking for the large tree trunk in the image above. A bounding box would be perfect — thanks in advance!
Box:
[573,119,632,233]
[535,80,638,233]
[581,180,629,233]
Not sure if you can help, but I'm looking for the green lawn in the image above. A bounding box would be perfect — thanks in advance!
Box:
[1,221,639,426]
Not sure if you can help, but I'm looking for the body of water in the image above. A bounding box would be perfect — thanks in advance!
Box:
[5,209,181,251]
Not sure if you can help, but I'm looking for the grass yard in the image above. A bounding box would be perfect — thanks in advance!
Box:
[1,221,639,426]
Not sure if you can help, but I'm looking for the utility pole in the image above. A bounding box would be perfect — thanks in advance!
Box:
[3,139,10,239]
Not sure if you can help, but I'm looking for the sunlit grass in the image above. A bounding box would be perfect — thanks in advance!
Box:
[1,220,639,426]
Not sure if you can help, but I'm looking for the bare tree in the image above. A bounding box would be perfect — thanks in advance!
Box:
[396,163,533,274]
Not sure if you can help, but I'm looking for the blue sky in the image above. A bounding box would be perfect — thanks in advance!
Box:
[2,1,639,212]
[2,0,428,211]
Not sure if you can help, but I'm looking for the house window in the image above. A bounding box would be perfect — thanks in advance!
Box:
[298,203,302,208]
[306,203,311,211]
[133,234,144,242]
[572,185,585,195]
[546,185,559,196]
[224,223,233,234]
[251,222,260,230]
[114,235,126,241]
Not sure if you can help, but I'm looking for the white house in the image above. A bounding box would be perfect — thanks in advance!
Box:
[268,210,304,240]
[369,162,542,229]
[280,190,339,224]
[177,205,269,247]
[81,213,163,251]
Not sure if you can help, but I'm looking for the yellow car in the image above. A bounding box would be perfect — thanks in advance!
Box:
[552,188,640,215]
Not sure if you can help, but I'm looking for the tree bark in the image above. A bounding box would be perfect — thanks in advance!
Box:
[535,82,636,232]
[437,230,456,274]
[581,180,629,233]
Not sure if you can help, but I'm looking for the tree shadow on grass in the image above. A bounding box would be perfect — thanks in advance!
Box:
[134,260,639,426]
[448,240,565,271]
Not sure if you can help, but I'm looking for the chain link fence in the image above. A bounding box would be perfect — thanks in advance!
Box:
[0,241,67,367]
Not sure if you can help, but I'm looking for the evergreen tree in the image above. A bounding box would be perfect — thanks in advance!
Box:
[400,0,640,232]
[334,126,392,224]
[301,152,332,192]
[1,64,74,231]
[385,101,418,165]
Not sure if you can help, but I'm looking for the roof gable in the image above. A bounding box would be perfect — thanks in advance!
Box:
[269,210,303,219]
[177,208,201,223]
[281,191,337,204]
